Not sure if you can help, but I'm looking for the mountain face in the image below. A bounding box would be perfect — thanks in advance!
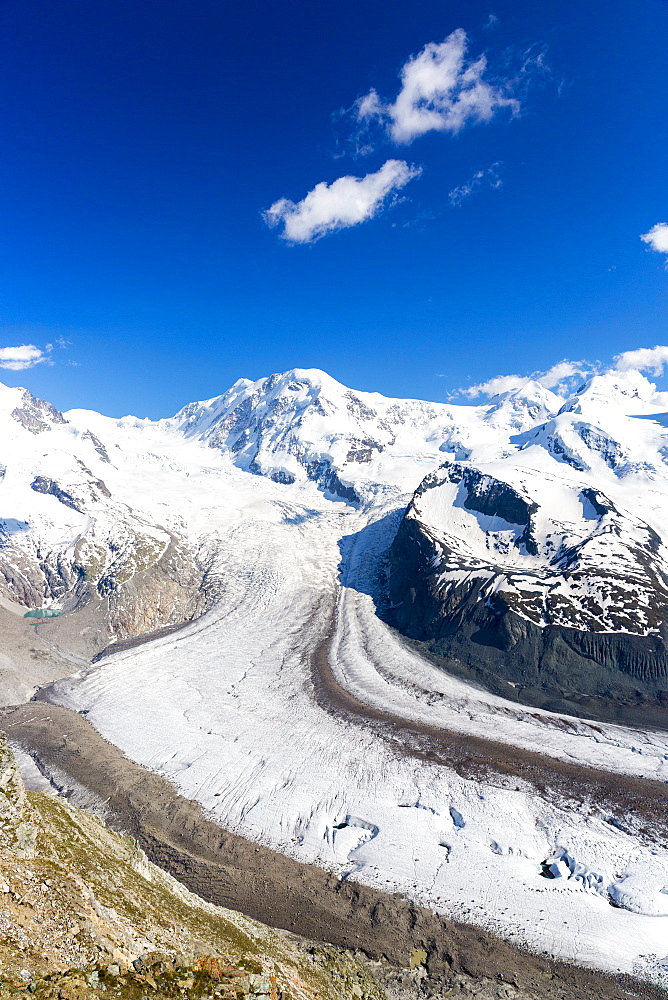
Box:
[0,383,219,651]
[3,366,668,719]
[168,368,558,501]
[386,371,668,720]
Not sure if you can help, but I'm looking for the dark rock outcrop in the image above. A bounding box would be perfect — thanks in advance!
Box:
[81,429,111,463]
[386,494,668,727]
[11,390,68,434]
[30,476,82,512]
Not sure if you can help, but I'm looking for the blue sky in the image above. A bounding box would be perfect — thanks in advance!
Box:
[0,0,667,416]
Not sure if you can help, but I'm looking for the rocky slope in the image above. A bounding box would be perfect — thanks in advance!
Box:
[0,383,221,647]
[0,732,384,999]
[386,371,668,722]
[0,376,230,664]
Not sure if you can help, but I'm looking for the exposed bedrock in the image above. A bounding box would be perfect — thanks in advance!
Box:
[386,515,668,727]
[0,529,222,645]
[105,535,221,639]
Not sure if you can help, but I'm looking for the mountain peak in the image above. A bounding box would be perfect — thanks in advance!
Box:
[485,379,561,432]
[565,369,659,412]
[0,383,68,434]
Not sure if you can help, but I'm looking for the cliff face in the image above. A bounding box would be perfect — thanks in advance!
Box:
[386,459,668,724]
[0,735,384,999]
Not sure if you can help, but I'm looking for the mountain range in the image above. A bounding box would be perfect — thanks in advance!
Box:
[2,365,668,719]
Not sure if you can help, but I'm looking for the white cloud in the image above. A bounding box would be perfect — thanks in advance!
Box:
[453,348,668,405]
[459,360,594,399]
[356,29,519,144]
[0,344,51,371]
[614,345,668,376]
[448,163,502,206]
[459,374,529,398]
[457,349,668,403]
[264,159,421,243]
[537,360,588,389]
[641,223,668,265]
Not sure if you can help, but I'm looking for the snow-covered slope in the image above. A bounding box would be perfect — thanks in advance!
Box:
[387,370,668,718]
[167,368,559,501]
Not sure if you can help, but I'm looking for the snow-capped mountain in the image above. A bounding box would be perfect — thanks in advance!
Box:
[0,367,558,636]
[0,382,222,640]
[4,364,668,715]
[168,368,559,501]
[7,364,668,985]
[387,370,668,716]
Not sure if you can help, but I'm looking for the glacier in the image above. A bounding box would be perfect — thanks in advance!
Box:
[2,364,668,985]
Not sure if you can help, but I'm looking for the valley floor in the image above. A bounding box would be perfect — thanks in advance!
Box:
[10,481,667,990]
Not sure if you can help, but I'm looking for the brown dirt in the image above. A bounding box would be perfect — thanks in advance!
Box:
[3,702,666,1000]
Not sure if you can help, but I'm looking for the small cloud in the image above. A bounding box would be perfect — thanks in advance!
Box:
[355,29,519,145]
[0,344,52,371]
[483,13,499,29]
[264,159,421,243]
[448,162,502,206]
[518,44,550,80]
[458,373,531,398]
[614,345,668,376]
[537,360,590,389]
[641,223,668,266]
[457,359,596,399]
